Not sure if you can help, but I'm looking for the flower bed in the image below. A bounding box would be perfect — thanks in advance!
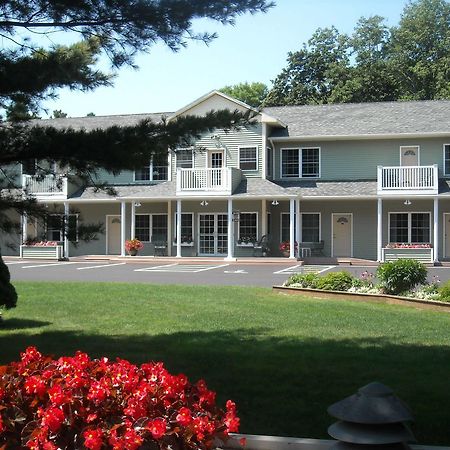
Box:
[0,347,240,449]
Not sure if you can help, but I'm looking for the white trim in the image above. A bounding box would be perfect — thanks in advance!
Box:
[175,147,195,170]
[269,132,450,142]
[299,212,322,243]
[331,213,353,258]
[207,150,225,169]
[238,145,258,172]
[105,214,121,255]
[237,211,259,242]
[261,123,267,179]
[443,143,450,176]
[399,145,420,166]
[134,213,168,243]
[443,212,450,258]
[280,147,321,179]
[387,211,431,244]
[197,212,228,257]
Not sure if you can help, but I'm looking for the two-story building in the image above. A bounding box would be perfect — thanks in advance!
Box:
[5,91,450,263]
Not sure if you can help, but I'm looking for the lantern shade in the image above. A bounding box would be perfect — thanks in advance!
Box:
[327,382,413,424]
[328,421,415,445]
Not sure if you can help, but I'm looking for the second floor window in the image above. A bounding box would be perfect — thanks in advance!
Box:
[444,144,450,176]
[135,156,168,181]
[176,149,194,169]
[281,148,320,178]
[239,147,258,171]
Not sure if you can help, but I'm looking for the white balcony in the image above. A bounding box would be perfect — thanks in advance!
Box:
[176,168,239,196]
[22,174,68,199]
[377,165,439,195]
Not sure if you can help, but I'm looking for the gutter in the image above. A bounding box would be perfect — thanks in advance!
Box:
[269,132,450,142]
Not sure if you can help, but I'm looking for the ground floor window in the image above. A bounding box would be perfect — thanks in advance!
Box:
[46,214,78,242]
[281,213,297,242]
[238,212,258,243]
[389,212,430,244]
[135,214,168,242]
[301,213,320,242]
[174,213,194,244]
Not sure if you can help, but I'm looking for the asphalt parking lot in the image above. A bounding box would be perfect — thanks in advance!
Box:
[5,258,450,287]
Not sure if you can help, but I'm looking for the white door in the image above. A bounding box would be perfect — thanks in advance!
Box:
[444,213,450,258]
[107,215,121,255]
[209,151,224,168]
[400,146,419,166]
[198,213,227,256]
[332,214,352,257]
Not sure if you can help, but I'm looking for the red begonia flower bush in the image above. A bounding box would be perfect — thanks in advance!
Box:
[0,347,240,450]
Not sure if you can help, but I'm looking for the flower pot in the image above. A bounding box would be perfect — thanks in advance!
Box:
[282,250,290,258]
[128,249,138,256]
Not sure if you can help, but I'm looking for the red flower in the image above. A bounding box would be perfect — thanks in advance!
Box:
[0,416,5,433]
[41,407,65,433]
[24,375,46,397]
[83,428,104,450]
[176,407,192,426]
[147,418,166,439]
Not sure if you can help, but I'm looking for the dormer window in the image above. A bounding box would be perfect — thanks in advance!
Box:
[281,148,320,178]
[135,156,168,181]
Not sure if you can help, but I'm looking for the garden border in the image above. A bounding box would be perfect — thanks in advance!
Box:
[272,286,450,312]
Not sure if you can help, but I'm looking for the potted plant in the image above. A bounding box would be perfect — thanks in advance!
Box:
[125,238,144,256]
[279,241,298,257]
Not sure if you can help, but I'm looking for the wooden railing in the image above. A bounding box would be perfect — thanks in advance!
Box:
[22,175,68,197]
[377,165,438,195]
[176,168,232,195]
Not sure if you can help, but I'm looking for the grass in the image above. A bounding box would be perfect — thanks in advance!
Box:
[1,281,450,445]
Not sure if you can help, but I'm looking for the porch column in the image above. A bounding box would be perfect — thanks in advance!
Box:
[377,198,383,262]
[289,198,295,259]
[167,201,172,257]
[296,198,301,258]
[131,202,136,240]
[176,200,182,258]
[120,201,126,257]
[226,198,235,261]
[22,213,28,244]
[434,197,439,263]
[64,201,70,259]
[261,199,267,237]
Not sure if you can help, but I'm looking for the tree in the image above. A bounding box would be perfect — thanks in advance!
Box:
[264,0,450,106]
[220,82,269,107]
[52,110,68,119]
[0,0,274,311]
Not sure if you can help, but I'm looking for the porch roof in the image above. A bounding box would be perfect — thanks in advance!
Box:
[276,180,378,198]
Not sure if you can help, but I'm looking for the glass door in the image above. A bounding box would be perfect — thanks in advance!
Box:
[198,213,227,256]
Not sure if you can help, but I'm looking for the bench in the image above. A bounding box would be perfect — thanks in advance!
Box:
[298,241,324,257]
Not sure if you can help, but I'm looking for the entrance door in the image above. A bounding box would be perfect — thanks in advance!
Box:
[400,146,419,166]
[107,215,121,255]
[209,151,224,168]
[445,213,450,258]
[332,214,352,257]
[198,213,227,256]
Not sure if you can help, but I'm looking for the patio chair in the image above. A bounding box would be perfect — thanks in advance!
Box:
[152,234,167,256]
[253,235,270,257]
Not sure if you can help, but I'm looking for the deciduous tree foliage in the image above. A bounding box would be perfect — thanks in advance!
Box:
[220,82,269,107]
[264,0,450,106]
[0,0,273,310]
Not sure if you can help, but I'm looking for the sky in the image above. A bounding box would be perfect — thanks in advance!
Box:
[41,0,411,118]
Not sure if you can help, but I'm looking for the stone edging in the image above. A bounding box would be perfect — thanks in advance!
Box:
[273,286,450,312]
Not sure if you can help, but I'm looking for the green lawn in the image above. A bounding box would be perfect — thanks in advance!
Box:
[1,282,450,445]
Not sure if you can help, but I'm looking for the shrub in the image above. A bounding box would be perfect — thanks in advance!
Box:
[0,347,239,450]
[376,259,427,295]
[315,271,355,292]
[285,273,320,288]
[438,280,450,302]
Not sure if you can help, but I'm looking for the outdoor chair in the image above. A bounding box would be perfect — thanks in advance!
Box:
[152,234,167,256]
[253,235,270,257]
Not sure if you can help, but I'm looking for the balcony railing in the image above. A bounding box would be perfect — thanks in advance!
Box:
[176,168,235,195]
[377,165,438,195]
[22,174,68,198]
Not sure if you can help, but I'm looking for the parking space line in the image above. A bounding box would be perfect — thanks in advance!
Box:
[135,263,229,273]
[195,264,229,272]
[135,263,179,272]
[21,262,77,269]
[77,263,126,270]
[273,265,302,275]
[5,261,28,265]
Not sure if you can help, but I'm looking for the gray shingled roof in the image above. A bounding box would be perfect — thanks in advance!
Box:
[264,100,450,138]
[276,180,378,197]
[31,112,171,131]
[233,178,292,197]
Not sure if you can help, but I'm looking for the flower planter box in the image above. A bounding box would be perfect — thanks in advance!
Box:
[172,242,194,247]
[236,243,255,248]
[382,247,433,263]
[20,245,64,260]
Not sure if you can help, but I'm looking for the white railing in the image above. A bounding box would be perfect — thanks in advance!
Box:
[176,168,232,195]
[377,165,438,195]
[22,175,68,197]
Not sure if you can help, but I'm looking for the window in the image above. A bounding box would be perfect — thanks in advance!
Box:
[176,149,194,169]
[238,213,258,242]
[239,147,258,171]
[174,213,194,243]
[135,214,168,242]
[281,148,320,178]
[22,159,38,175]
[444,144,450,175]
[266,147,273,178]
[301,213,320,242]
[389,212,430,244]
[135,156,168,181]
[281,213,297,242]
[46,214,78,242]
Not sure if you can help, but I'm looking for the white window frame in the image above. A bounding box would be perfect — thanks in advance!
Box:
[173,212,194,245]
[280,147,321,179]
[238,146,258,171]
[299,212,321,243]
[206,150,226,169]
[388,211,431,244]
[134,213,168,243]
[399,145,420,166]
[134,156,169,182]
[175,148,195,169]
[46,213,79,242]
[237,212,259,243]
[443,143,450,176]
